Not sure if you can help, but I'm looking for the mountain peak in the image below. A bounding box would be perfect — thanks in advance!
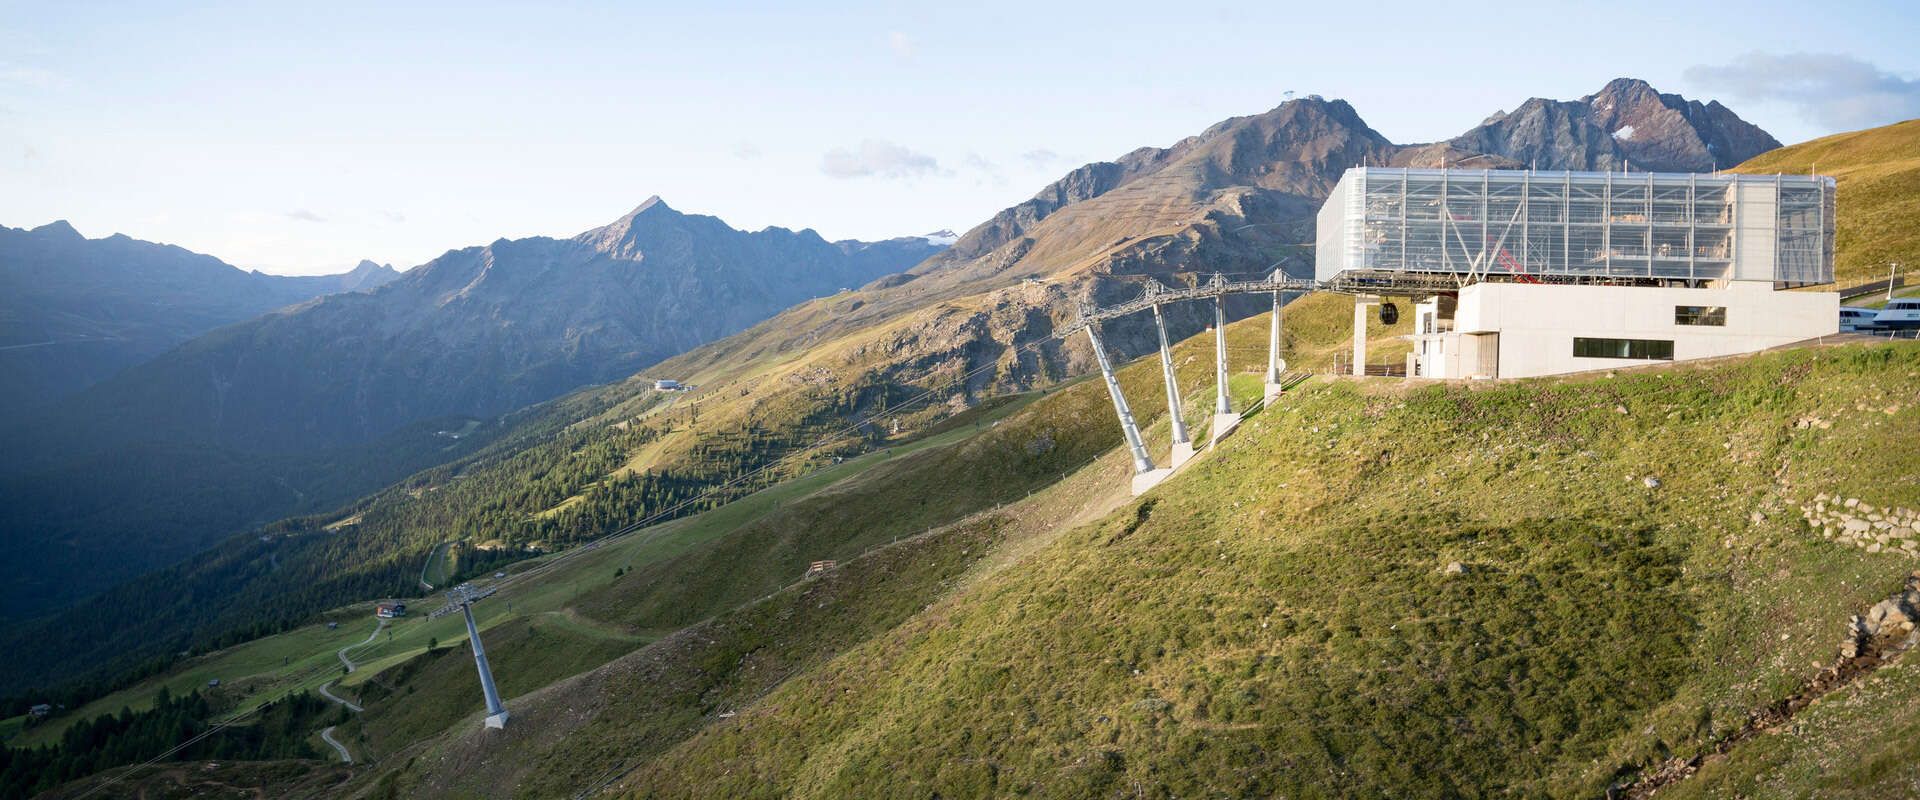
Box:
[31,220,82,239]
[575,197,684,254]
[629,195,671,217]
[1450,77,1779,172]
[1595,76,1657,96]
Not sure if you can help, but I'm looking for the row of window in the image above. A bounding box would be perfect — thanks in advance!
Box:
[1573,337,1675,360]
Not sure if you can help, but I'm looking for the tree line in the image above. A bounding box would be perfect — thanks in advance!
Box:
[0,687,340,799]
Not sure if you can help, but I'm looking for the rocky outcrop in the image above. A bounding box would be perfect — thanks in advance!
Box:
[1618,573,1920,799]
[1449,78,1780,172]
[1799,493,1920,555]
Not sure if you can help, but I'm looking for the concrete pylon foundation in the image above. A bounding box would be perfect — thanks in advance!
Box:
[1130,467,1173,495]
[1169,440,1196,469]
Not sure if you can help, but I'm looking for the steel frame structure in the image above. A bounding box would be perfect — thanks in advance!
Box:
[1316,167,1834,288]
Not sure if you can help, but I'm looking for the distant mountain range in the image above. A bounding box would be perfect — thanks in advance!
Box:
[0,202,944,617]
[0,221,400,414]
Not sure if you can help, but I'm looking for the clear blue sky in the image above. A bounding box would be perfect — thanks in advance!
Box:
[2,1,1915,274]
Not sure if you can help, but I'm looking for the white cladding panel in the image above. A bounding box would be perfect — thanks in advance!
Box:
[1732,181,1778,282]
[1447,282,1838,378]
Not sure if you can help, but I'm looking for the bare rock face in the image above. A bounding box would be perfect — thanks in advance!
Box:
[1447,78,1780,172]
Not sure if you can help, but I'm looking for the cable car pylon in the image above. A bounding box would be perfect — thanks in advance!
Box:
[430,582,510,729]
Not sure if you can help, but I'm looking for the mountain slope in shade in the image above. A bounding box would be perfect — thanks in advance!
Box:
[1450,78,1781,172]
[0,223,401,414]
[0,200,943,617]
[14,197,943,458]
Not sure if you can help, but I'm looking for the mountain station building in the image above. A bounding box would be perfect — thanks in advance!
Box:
[1315,167,1839,379]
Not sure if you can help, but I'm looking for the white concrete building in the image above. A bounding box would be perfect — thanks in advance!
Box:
[1317,167,1838,379]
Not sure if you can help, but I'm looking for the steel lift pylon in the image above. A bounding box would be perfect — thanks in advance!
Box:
[1265,272,1288,405]
[1209,283,1240,446]
[430,583,510,729]
[1083,313,1171,495]
[1150,302,1196,469]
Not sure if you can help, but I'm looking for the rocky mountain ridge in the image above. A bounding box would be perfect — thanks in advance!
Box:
[1450,77,1781,172]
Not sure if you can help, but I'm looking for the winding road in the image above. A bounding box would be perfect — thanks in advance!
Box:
[319,725,353,764]
[337,618,385,673]
[316,619,384,764]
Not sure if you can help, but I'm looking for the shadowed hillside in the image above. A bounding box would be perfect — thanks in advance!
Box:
[0,222,398,415]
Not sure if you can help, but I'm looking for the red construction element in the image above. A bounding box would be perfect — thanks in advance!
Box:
[1448,210,1542,284]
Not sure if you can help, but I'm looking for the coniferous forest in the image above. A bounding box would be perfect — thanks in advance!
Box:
[0,689,339,799]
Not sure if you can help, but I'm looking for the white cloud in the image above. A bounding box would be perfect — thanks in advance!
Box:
[820,140,941,180]
[1685,52,1920,132]
[731,141,762,160]
[887,31,913,60]
[285,209,327,223]
[963,153,1007,187]
[1020,148,1065,170]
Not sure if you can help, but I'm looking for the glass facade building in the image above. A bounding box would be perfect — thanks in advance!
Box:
[1316,168,1835,287]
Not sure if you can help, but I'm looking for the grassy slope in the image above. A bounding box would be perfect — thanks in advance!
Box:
[243,297,1304,797]
[1,391,1040,749]
[606,342,1920,798]
[1733,118,1920,287]
[8,607,383,749]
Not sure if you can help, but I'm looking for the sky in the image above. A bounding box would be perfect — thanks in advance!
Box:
[2,1,1916,275]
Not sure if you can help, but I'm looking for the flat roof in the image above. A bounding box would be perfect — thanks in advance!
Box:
[1338,166,1834,187]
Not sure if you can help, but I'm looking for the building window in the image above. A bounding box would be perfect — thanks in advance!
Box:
[1573,337,1674,360]
[1675,305,1727,326]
